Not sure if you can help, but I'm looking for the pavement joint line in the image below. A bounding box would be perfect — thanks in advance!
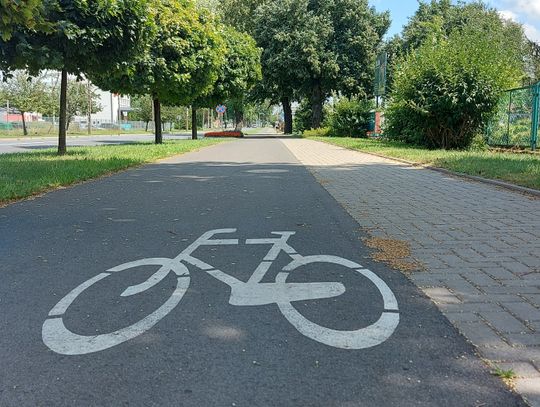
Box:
[281,138,540,404]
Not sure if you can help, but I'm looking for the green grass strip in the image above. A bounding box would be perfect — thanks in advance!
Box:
[309,137,540,190]
[0,139,225,203]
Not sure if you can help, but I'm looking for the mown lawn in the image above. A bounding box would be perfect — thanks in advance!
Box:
[0,139,225,203]
[309,137,540,190]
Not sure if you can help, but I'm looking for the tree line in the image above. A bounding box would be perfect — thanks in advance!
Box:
[3,0,538,152]
[0,0,261,154]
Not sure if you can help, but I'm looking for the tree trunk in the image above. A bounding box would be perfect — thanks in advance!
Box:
[153,97,162,144]
[58,69,68,155]
[282,97,293,134]
[145,121,149,132]
[191,107,198,140]
[311,81,323,129]
[21,112,27,136]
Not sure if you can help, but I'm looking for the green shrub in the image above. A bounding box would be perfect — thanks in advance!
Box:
[303,127,331,137]
[386,17,523,149]
[469,134,489,151]
[325,97,373,138]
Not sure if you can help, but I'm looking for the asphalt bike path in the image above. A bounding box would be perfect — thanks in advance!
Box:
[0,138,524,406]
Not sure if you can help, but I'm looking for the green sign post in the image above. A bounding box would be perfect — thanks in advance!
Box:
[531,82,539,151]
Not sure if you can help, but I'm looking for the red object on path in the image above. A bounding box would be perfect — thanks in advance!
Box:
[204,131,243,138]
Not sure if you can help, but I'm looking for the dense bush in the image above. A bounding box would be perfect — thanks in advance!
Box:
[303,127,331,137]
[385,19,523,149]
[325,97,373,138]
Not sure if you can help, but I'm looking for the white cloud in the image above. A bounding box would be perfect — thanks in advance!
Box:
[496,5,540,42]
[502,0,540,21]
[524,23,540,43]
[498,9,518,22]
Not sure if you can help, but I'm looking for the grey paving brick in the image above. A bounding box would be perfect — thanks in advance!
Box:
[504,333,540,347]
[439,302,504,313]
[443,312,480,323]
[482,267,521,280]
[500,262,534,275]
[445,277,483,296]
[478,344,537,362]
[523,294,540,308]
[462,294,524,304]
[515,378,540,407]
[479,311,529,334]
[423,287,461,304]
[453,320,508,348]
[504,302,540,322]
[482,286,540,294]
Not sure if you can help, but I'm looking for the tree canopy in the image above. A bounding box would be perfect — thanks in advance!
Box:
[93,0,226,143]
[0,0,46,41]
[191,25,261,135]
[194,26,261,108]
[0,71,50,135]
[0,0,152,153]
[254,0,389,129]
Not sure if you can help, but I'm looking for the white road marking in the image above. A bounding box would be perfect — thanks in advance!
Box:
[42,229,400,355]
[229,281,346,306]
[42,276,190,355]
[276,255,399,349]
[48,273,110,317]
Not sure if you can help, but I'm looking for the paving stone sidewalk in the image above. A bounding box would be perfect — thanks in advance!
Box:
[282,138,540,405]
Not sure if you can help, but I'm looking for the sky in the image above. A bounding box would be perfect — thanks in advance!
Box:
[368,0,540,43]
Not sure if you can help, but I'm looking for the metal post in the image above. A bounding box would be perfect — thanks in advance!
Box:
[531,83,539,151]
[506,91,512,146]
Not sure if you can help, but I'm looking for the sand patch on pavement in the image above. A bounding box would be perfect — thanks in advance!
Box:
[364,237,422,273]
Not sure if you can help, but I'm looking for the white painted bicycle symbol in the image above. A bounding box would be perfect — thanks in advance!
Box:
[43,229,399,355]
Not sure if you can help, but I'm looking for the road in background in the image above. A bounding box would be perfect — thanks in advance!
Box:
[0,133,194,154]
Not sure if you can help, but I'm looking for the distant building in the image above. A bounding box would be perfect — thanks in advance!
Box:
[76,90,131,127]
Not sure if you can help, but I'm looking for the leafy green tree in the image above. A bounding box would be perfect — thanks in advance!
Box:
[385,19,523,149]
[161,105,184,132]
[526,40,540,82]
[218,0,265,34]
[385,1,528,91]
[253,0,319,133]
[130,95,154,131]
[254,0,389,130]
[400,0,452,52]
[191,25,261,137]
[0,0,46,40]
[94,0,225,144]
[0,0,152,154]
[0,71,50,135]
[65,80,101,131]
